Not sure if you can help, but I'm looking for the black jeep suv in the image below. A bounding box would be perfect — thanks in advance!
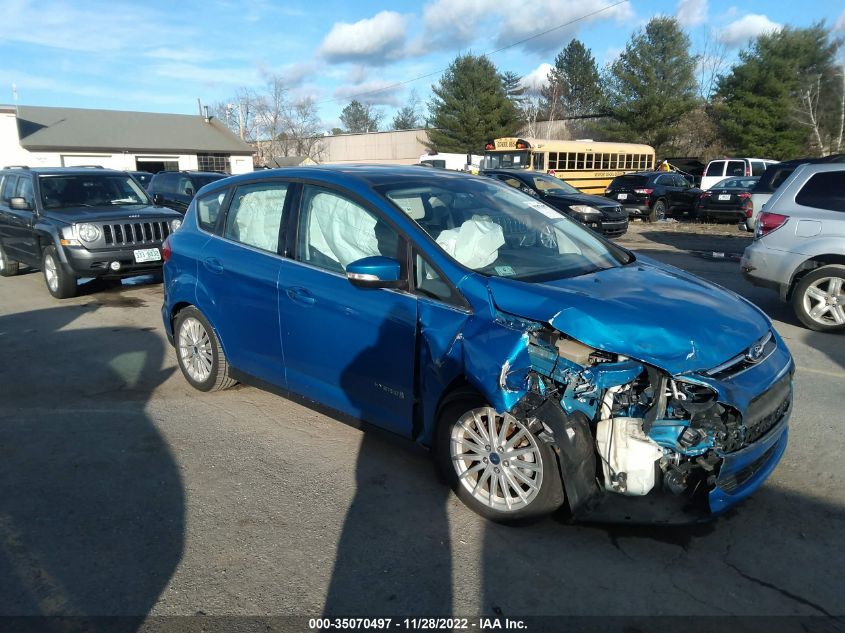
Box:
[0,167,183,298]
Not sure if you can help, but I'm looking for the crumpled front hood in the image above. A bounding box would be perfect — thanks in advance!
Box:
[487,260,770,375]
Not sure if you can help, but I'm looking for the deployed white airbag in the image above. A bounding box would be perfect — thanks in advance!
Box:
[436,219,505,270]
[308,192,379,267]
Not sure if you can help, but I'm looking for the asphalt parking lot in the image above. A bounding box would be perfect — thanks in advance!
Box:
[0,222,843,621]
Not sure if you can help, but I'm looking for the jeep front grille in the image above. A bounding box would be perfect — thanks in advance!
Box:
[103,221,171,246]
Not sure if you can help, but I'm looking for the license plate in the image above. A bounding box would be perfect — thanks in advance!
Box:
[617,193,628,200]
[134,248,161,263]
[718,194,731,201]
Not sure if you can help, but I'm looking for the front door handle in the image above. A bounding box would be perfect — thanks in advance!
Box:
[286,287,316,306]
[203,257,224,274]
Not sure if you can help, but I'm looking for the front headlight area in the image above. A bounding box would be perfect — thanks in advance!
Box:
[77,223,100,243]
[504,323,739,507]
[569,204,602,217]
[60,223,100,247]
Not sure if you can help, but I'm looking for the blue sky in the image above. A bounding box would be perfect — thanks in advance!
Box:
[2,0,844,131]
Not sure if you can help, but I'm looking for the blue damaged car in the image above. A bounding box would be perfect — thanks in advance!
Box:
[161,166,793,523]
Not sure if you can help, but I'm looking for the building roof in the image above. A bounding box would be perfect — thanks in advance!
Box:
[14,105,255,155]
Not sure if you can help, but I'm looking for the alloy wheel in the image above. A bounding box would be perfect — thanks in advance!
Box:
[178,317,214,383]
[450,407,543,512]
[803,276,845,326]
[44,254,58,292]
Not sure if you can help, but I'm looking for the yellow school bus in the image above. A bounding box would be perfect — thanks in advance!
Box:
[482,138,656,195]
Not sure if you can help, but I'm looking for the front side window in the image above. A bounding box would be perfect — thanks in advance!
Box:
[15,176,34,205]
[532,175,579,194]
[795,171,845,212]
[482,151,530,170]
[38,175,148,209]
[297,186,403,273]
[223,182,289,252]
[380,177,630,282]
[414,252,464,307]
[727,161,745,177]
[1,175,18,202]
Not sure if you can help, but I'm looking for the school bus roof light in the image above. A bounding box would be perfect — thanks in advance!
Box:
[485,143,495,150]
[516,141,527,149]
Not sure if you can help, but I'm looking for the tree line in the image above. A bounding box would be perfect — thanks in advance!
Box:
[215,16,844,164]
[428,17,844,160]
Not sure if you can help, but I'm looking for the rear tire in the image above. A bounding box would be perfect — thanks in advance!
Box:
[649,199,667,222]
[791,265,845,332]
[0,241,20,277]
[174,306,237,391]
[42,246,77,298]
[436,397,564,523]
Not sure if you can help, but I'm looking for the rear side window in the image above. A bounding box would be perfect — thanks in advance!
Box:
[196,189,227,233]
[223,182,289,253]
[726,161,745,177]
[705,161,724,177]
[795,172,845,212]
[751,161,766,176]
[770,168,796,191]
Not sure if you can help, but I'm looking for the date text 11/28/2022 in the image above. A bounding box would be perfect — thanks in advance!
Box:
[308,617,527,630]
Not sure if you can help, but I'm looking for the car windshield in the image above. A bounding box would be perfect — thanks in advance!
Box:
[39,174,149,209]
[481,152,530,169]
[532,175,579,195]
[378,177,631,282]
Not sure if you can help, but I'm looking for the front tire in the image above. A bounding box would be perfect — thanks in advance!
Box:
[436,400,563,523]
[791,265,845,332]
[42,246,77,298]
[0,241,20,277]
[649,199,667,222]
[174,307,237,391]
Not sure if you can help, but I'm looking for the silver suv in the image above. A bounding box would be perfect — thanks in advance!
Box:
[741,163,845,332]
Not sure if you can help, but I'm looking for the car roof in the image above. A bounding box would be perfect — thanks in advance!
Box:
[1,167,130,176]
[197,164,482,191]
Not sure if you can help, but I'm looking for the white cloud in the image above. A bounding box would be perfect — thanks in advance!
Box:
[719,14,781,48]
[333,81,405,107]
[319,11,408,64]
[422,0,493,47]
[496,0,634,54]
[835,8,845,33]
[519,63,552,94]
[676,0,708,27]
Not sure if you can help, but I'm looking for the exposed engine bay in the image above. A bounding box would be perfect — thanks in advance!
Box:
[493,312,777,518]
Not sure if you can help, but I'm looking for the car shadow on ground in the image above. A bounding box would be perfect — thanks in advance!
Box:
[0,305,183,630]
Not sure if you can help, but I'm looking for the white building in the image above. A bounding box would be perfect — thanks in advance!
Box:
[1,104,254,174]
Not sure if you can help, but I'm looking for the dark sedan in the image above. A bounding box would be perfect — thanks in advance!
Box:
[695,176,758,222]
[483,169,628,237]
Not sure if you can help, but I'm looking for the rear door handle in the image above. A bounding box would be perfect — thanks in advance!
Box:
[203,257,224,274]
[286,287,316,306]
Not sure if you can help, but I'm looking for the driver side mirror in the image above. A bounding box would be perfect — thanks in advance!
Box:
[152,193,165,205]
[346,256,405,289]
[185,187,194,198]
[9,197,32,211]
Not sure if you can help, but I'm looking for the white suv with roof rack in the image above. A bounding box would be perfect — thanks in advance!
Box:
[701,158,778,191]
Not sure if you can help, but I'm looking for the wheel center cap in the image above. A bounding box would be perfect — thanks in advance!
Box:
[489,452,501,466]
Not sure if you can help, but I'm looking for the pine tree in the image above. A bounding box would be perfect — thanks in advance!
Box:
[602,17,699,155]
[716,24,840,158]
[339,100,382,133]
[426,54,521,153]
[500,70,527,107]
[540,40,604,120]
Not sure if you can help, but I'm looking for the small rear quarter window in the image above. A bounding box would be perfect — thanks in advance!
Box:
[705,161,725,177]
[196,189,228,232]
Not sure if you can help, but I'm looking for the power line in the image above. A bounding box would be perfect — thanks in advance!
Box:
[316,0,630,106]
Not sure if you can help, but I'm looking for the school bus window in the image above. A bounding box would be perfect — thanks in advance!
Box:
[575,153,584,169]
[548,152,557,170]
[534,153,545,171]
[609,155,617,170]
